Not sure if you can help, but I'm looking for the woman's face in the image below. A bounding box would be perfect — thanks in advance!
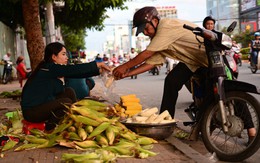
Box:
[52,47,68,65]
[205,20,215,30]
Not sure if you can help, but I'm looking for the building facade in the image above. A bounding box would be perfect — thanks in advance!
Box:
[206,0,260,33]
[206,0,240,33]
[240,0,260,32]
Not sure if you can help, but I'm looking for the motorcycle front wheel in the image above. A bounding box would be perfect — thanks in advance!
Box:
[250,62,257,73]
[201,91,260,162]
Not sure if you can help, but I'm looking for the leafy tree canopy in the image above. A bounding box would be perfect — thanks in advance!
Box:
[61,25,86,51]
[0,0,128,31]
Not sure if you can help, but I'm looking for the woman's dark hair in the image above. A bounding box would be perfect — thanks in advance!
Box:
[27,42,66,81]
[44,42,65,63]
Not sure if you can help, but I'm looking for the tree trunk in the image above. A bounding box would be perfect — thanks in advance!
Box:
[22,0,45,71]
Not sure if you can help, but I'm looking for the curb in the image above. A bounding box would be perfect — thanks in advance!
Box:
[166,136,214,163]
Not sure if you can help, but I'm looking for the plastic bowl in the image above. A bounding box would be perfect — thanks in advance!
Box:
[121,121,176,140]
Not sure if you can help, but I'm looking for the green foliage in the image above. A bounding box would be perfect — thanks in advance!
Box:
[0,0,24,29]
[0,0,128,37]
[0,0,128,58]
[61,25,86,52]
[232,30,254,48]
[54,0,128,31]
[240,47,250,54]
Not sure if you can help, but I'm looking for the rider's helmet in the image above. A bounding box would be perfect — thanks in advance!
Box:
[254,32,260,37]
[133,6,160,36]
[202,16,216,28]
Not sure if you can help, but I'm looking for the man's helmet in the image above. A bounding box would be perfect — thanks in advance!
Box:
[202,16,216,28]
[254,32,260,37]
[133,6,160,36]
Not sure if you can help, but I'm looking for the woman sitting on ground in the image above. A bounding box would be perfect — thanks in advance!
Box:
[20,42,111,130]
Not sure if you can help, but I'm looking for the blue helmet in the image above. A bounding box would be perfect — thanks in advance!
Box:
[254,32,260,37]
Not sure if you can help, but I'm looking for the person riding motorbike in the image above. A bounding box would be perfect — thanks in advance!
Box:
[250,32,260,67]
[203,15,256,142]
[231,41,242,66]
[113,6,208,119]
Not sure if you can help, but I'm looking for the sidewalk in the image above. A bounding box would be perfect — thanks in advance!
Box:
[0,80,211,163]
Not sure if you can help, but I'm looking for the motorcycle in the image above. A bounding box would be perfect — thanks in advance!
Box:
[231,46,242,66]
[225,49,239,79]
[249,51,260,73]
[182,22,260,162]
[2,60,13,84]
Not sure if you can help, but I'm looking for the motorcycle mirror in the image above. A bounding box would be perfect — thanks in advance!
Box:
[227,21,237,33]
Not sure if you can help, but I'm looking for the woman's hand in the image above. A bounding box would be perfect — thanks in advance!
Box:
[96,62,111,73]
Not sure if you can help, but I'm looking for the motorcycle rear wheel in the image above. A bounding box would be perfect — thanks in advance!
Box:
[201,91,260,162]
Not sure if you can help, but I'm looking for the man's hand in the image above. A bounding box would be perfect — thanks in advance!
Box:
[113,65,128,79]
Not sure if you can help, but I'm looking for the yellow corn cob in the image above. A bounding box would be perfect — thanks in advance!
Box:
[14,143,39,151]
[132,116,148,123]
[109,125,121,136]
[62,152,100,162]
[125,109,141,117]
[103,146,134,156]
[1,140,18,152]
[71,107,104,123]
[122,101,140,107]
[105,126,115,145]
[135,137,158,145]
[125,103,142,110]
[145,114,158,123]
[25,135,48,144]
[88,121,111,139]
[115,139,136,148]
[96,135,109,147]
[85,125,94,134]
[50,120,73,135]
[67,126,76,132]
[78,127,88,141]
[159,119,175,123]
[66,132,82,141]
[73,140,100,149]
[58,141,76,148]
[120,132,135,141]
[153,110,170,123]
[121,97,140,103]
[120,94,136,100]
[139,107,159,117]
[69,114,100,127]
[114,121,128,131]
[74,99,107,107]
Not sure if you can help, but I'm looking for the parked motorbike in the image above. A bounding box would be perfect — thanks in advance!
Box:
[182,22,260,161]
[2,60,13,84]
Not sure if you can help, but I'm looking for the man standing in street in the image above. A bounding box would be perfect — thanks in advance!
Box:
[2,52,12,81]
[129,47,138,79]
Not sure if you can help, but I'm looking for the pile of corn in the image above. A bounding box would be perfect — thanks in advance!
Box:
[126,108,175,124]
[0,99,158,162]
[119,94,142,117]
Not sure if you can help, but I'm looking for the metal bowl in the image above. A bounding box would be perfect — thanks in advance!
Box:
[122,121,176,140]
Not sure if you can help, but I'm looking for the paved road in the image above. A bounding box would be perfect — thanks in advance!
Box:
[93,62,260,162]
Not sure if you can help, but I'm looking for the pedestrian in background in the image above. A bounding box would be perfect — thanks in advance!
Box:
[129,47,138,79]
[16,56,31,87]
